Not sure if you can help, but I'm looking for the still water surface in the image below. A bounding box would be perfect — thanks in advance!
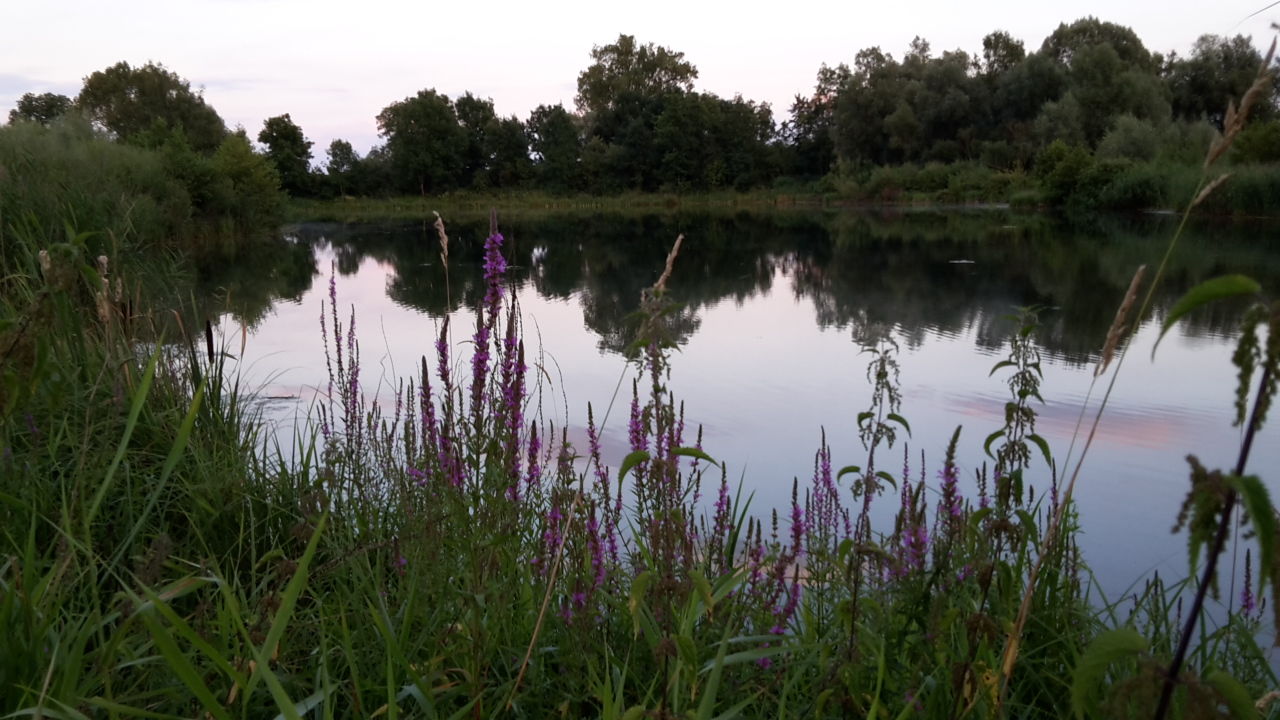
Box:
[214,208,1280,601]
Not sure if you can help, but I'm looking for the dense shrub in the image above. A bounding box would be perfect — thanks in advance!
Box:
[0,117,285,265]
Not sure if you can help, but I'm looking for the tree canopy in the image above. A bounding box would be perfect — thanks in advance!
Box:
[258,113,314,196]
[76,61,227,153]
[8,92,72,125]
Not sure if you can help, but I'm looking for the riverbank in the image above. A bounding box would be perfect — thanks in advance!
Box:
[4,202,1278,716]
[288,157,1280,224]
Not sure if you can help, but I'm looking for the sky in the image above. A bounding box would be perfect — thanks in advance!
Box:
[2,0,1278,159]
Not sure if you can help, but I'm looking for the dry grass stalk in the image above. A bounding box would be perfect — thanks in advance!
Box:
[652,233,684,295]
[432,211,449,266]
[1190,174,1232,210]
[1095,265,1146,377]
[1204,36,1276,169]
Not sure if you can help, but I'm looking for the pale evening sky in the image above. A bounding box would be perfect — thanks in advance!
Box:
[2,0,1277,159]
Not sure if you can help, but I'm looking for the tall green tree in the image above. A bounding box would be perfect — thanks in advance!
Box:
[325,139,360,196]
[527,103,583,192]
[210,130,284,234]
[376,89,465,195]
[76,61,226,153]
[1165,34,1277,128]
[783,63,850,177]
[982,31,1026,77]
[575,34,698,117]
[455,92,497,187]
[7,92,72,125]
[257,113,313,196]
[486,116,533,188]
[1040,17,1154,70]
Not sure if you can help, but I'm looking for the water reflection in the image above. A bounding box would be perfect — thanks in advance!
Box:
[272,210,1280,362]
[204,208,1280,598]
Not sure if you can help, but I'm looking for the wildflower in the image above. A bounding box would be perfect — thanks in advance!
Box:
[407,465,427,485]
[939,464,961,516]
[1241,549,1257,617]
[525,424,542,494]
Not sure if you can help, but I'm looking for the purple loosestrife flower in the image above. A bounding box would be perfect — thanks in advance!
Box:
[419,362,441,471]
[407,465,427,485]
[586,406,611,491]
[525,424,542,495]
[628,385,647,454]
[588,509,605,592]
[435,318,453,397]
[789,482,807,558]
[712,475,732,561]
[470,313,491,420]
[938,461,963,522]
[904,523,929,574]
[482,233,507,307]
[1241,549,1257,617]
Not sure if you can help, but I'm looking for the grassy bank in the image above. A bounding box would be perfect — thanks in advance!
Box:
[3,200,1278,718]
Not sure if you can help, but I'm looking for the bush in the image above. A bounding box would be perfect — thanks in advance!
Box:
[1097,162,1163,210]
[1097,115,1160,162]
[0,117,285,265]
[1232,119,1280,164]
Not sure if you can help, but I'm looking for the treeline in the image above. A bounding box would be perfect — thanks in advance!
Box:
[6,19,1280,210]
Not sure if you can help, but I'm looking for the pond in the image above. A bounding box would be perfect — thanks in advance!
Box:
[210,207,1280,602]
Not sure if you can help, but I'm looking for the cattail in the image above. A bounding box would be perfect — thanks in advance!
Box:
[1095,265,1146,377]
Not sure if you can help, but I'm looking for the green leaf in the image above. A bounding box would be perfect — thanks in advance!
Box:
[629,571,655,635]
[272,685,335,720]
[673,446,716,464]
[983,430,1005,459]
[874,471,898,490]
[1230,475,1275,589]
[676,633,698,668]
[1027,433,1053,467]
[1154,275,1261,358]
[836,465,862,481]
[136,610,232,720]
[702,642,791,670]
[89,349,159,527]
[988,359,1017,377]
[1205,670,1259,720]
[108,382,205,572]
[690,569,715,616]
[262,513,327,664]
[621,707,647,720]
[618,450,651,481]
[857,411,874,426]
[969,507,993,529]
[886,413,912,437]
[1071,628,1147,720]
[1015,509,1039,544]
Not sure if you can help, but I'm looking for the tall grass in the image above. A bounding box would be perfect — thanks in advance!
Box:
[3,194,1275,718]
[3,52,1279,718]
